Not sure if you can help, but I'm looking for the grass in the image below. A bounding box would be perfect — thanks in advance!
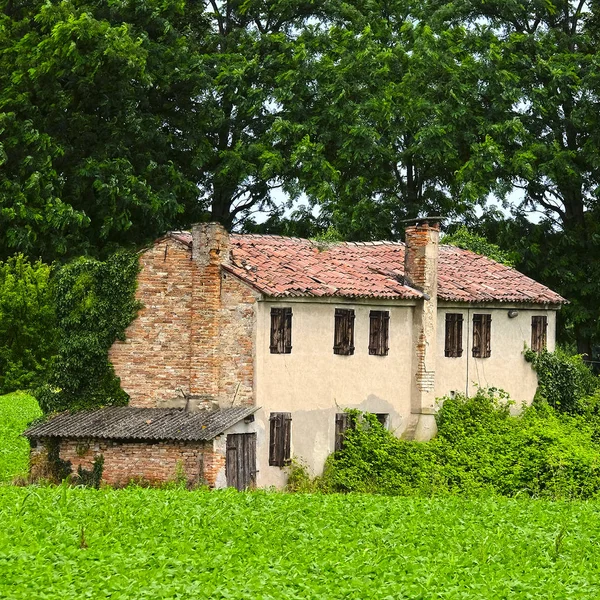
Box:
[2,392,600,598]
[0,392,41,483]
[1,487,600,598]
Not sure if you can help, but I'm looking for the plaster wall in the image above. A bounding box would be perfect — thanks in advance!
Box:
[435,304,557,404]
[254,298,416,488]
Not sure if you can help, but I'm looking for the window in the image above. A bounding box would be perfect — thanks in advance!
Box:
[531,315,547,353]
[334,412,388,451]
[270,307,292,354]
[445,313,463,357]
[333,308,355,355]
[472,313,491,358]
[374,413,389,428]
[369,310,390,356]
[269,412,291,466]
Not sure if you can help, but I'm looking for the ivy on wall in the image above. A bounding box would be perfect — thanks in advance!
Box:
[35,251,141,413]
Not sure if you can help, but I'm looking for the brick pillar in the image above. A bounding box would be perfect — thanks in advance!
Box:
[190,223,230,400]
[404,221,439,441]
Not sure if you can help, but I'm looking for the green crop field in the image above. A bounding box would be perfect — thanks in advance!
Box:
[2,395,600,598]
[0,392,41,483]
[1,486,600,599]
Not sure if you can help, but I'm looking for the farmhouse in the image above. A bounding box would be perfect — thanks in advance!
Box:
[26,221,565,489]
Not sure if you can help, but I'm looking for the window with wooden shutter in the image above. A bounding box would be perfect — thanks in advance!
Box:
[369,310,390,356]
[269,412,291,466]
[333,309,355,355]
[444,313,463,357]
[334,413,356,451]
[531,315,547,353]
[270,307,292,354]
[472,314,491,358]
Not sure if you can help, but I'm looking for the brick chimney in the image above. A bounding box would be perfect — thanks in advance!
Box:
[192,222,230,267]
[404,221,439,441]
[189,223,230,403]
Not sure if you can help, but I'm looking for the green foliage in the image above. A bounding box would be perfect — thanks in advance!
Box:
[0,0,206,260]
[285,459,320,493]
[75,455,104,489]
[525,348,600,414]
[0,392,41,482]
[324,390,600,499]
[35,251,140,413]
[3,487,600,597]
[0,255,57,393]
[443,226,517,266]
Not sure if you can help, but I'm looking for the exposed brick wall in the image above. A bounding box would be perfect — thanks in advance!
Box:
[109,239,194,407]
[109,225,258,409]
[218,272,257,406]
[33,438,224,487]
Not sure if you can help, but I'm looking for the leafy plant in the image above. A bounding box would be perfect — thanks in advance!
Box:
[2,487,600,598]
[0,255,57,393]
[35,251,140,413]
[0,392,41,482]
[323,390,600,499]
[525,347,599,414]
[75,455,104,489]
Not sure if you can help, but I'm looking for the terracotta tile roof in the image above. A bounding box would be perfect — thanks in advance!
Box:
[167,231,565,304]
[24,406,257,442]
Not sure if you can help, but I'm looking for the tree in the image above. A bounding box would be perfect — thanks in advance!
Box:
[0,255,57,393]
[272,1,512,240]
[0,0,212,260]
[424,0,600,356]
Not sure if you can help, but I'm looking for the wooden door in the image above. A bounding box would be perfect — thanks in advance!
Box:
[226,433,257,490]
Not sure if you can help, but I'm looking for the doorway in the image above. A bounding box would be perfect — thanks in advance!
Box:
[226,433,257,490]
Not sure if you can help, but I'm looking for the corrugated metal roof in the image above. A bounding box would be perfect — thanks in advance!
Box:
[24,406,258,442]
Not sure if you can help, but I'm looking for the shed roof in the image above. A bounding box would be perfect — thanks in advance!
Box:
[169,231,566,305]
[24,406,257,442]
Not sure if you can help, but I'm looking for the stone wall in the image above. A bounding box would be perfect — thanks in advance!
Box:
[30,438,224,487]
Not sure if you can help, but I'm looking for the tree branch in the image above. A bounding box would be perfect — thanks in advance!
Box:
[209,0,225,36]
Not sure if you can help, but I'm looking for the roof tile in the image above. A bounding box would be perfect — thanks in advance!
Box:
[167,232,565,304]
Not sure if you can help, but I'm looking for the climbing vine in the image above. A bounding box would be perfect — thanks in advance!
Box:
[35,252,141,413]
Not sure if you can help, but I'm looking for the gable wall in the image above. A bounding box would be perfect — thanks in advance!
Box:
[109,238,258,409]
[109,239,194,407]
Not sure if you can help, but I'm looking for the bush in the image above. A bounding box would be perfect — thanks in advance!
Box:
[0,255,57,393]
[321,389,600,499]
[525,347,599,413]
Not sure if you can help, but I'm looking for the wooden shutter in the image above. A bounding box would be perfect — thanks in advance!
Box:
[369,311,389,356]
[531,316,547,353]
[269,412,291,466]
[445,313,463,357]
[335,413,356,451]
[472,314,491,358]
[334,309,355,355]
[270,308,292,354]
[284,308,292,353]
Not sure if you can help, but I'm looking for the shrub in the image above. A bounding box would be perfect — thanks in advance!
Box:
[321,389,600,499]
[525,347,599,413]
[0,255,57,393]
